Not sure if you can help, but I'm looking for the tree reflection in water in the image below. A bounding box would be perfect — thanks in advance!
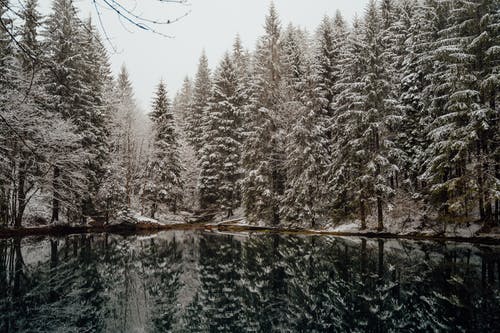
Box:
[0,232,499,332]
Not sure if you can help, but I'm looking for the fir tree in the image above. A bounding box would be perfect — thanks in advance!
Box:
[186,51,211,157]
[241,3,285,224]
[43,0,91,222]
[173,77,200,209]
[79,19,111,218]
[331,15,370,228]
[198,53,242,216]
[280,24,329,226]
[144,81,183,218]
[395,0,435,192]
[421,0,476,220]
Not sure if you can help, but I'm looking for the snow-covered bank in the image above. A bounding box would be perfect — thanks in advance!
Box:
[2,210,499,245]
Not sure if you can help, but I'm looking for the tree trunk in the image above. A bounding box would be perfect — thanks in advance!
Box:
[360,198,366,230]
[14,162,27,228]
[377,197,384,231]
[477,159,485,221]
[51,166,60,223]
[172,200,177,214]
[150,203,156,219]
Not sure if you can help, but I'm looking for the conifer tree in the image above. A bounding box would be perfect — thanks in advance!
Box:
[198,53,242,216]
[186,51,211,157]
[313,13,348,145]
[144,81,183,218]
[468,0,500,224]
[43,0,91,222]
[280,25,329,226]
[109,65,142,209]
[331,15,370,228]
[422,0,500,225]
[231,35,252,138]
[172,77,199,209]
[241,3,285,224]
[332,1,399,230]
[11,0,43,227]
[421,0,475,220]
[395,0,435,191]
[79,19,111,217]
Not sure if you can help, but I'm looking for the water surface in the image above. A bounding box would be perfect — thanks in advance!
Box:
[1,231,499,332]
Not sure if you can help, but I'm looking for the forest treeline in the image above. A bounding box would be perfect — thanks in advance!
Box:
[0,0,499,230]
[0,0,157,226]
[179,0,500,229]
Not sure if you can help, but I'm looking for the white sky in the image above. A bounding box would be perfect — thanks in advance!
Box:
[42,0,370,111]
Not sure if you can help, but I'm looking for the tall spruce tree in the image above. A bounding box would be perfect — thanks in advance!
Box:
[331,15,370,228]
[186,51,211,157]
[241,3,285,224]
[421,0,477,221]
[422,0,500,226]
[396,0,435,192]
[43,0,91,222]
[198,54,242,216]
[79,18,111,218]
[144,81,183,218]
[173,77,199,210]
[280,24,329,226]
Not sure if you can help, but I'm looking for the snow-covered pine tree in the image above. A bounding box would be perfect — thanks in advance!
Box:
[198,53,242,216]
[186,51,211,158]
[332,1,399,231]
[42,0,92,222]
[279,24,329,226]
[175,76,193,130]
[173,77,200,210]
[144,80,183,218]
[422,0,499,225]
[379,0,407,192]
[330,15,370,228]
[360,0,400,230]
[18,0,41,71]
[79,18,111,218]
[0,0,22,225]
[467,0,500,225]
[421,0,485,222]
[313,13,348,146]
[241,2,285,224]
[231,35,252,139]
[111,65,142,208]
[311,12,351,219]
[11,0,43,227]
[395,0,435,192]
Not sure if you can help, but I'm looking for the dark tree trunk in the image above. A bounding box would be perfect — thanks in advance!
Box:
[377,197,384,231]
[51,166,60,223]
[360,198,366,230]
[14,162,27,228]
[172,200,177,214]
[150,202,157,219]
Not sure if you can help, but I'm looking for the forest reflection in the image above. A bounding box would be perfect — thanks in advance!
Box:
[1,232,500,332]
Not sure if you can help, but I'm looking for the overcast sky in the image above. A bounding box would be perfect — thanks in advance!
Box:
[58,0,369,110]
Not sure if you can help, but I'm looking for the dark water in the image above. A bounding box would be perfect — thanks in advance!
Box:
[1,231,500,332]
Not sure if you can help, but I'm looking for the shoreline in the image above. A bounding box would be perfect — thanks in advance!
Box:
[1,221,500,245]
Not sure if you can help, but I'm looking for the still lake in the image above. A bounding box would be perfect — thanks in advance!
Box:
[1,231,499,332]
